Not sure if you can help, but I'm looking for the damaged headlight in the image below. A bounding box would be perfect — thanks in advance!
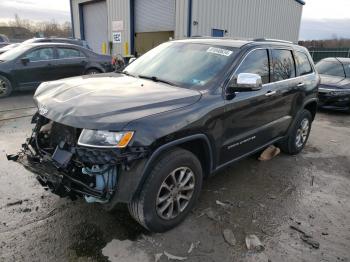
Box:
[78,130,134,148]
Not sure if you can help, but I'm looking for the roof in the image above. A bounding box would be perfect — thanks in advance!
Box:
[321,57,350,64]
[174,37,302,49]
[22,42,82,48]
[295,0,306,5]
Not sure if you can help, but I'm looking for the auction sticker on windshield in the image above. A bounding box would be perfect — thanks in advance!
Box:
[207,47,233,57]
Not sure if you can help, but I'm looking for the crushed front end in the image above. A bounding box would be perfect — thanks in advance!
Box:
[7,113,147,204]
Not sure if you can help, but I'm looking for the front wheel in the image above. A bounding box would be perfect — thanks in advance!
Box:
[0,75,12,98]
[86,69,101,75]
[128,148,203,232]
[278,109,312,155]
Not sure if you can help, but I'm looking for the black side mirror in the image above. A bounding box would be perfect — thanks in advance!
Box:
[21,58,30,65]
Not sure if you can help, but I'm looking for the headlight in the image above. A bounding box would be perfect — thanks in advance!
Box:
[78,130,134,148]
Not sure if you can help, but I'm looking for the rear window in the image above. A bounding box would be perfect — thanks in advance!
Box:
[316,60,345,78]
[271,49,296,82]
[295,52,313,76]
[57,48,84,59]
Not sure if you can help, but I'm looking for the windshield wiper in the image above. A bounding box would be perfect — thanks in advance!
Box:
[138,75,176,86]
[122,71,136,77]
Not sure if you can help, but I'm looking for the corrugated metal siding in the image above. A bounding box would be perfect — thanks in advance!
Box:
[175,0,189,39]
[107,0,131,55]
[135,0,175,33]
[83,1,108,53]
[71,0,131,56]
[190,0,302,42]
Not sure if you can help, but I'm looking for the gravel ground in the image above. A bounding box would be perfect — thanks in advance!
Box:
[0,93,349,262]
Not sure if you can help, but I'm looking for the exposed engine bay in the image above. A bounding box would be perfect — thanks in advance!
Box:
[7,113,147,204]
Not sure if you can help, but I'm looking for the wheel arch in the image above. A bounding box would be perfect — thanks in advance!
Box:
[135,134,214,196]
[303,99,318,120]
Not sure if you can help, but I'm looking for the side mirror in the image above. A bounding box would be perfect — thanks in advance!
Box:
[231,73,262,91]
[21,58,30,65]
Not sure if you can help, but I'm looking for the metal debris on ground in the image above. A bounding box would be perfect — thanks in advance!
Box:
[187,241,200,254]
[204,208,221,222]
[223,229,236,246]
[163,251,187,261]
[245,234,264,252]
[290,223,320,249]
[216,200,232,209]
[258,145,281,161]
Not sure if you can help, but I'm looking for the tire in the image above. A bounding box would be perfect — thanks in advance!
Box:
[86,69,101,75]
[128,148,203,232]
[278,109,312,155]
[0,75,12,98]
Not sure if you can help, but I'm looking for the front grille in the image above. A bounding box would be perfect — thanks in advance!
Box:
[76,147,120,164]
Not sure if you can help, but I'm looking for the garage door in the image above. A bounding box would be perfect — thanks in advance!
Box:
[135,0,175,33]
[83,1,108,54]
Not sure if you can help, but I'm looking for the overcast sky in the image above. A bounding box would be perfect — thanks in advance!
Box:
[0,0,349,40]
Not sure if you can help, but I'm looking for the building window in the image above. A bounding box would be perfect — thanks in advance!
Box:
[212,29,224,37]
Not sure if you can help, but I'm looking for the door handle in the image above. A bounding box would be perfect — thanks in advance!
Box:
[297,83,305,87]
[265,90,277,97]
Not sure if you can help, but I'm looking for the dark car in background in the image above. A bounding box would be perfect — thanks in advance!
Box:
[316,57,350,112]
[0,34,10,48]
[0,43,113,97]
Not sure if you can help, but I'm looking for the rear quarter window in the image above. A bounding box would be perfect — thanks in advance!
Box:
[295,51,313,76]
[271,49,296,82]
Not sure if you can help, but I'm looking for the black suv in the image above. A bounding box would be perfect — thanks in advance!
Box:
[9,38,319,232]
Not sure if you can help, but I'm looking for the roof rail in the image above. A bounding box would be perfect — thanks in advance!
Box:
[253,38,294,44]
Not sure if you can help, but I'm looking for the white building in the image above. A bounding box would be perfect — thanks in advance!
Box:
[70,0,305,56]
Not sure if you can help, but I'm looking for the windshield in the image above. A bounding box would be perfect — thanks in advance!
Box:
[124,42,238,88]
[0,45,31,61]
[316,60,346,78]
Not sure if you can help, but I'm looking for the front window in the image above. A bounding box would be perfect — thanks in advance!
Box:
[24,48,54,62]
[235,49,270,84]
[316,60,346,78]
[124,42,238,88]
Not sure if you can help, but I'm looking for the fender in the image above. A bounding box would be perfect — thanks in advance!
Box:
[136,134,214,193]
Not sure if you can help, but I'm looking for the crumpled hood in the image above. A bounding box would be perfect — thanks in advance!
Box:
[320,75,350,89]
[34,73,201,130]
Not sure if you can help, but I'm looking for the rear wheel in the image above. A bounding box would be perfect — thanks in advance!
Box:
[278,109,312,155]
[128,148,203,232]
[0,75,12,98]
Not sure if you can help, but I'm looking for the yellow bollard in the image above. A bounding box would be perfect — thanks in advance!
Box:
[102,42,107,54]
[124,42,129,57]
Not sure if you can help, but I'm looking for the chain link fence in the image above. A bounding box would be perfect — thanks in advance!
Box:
[308,48,350,63]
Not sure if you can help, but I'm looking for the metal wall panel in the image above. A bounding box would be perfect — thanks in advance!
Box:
[175,0,189,39]
[134,0,176,33]
[107,0,131,55]
[71,0,131,56]
[190,0,303,42]
[83,1,108,53]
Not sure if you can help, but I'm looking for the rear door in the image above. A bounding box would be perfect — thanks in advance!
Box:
[13,47,55,89]
[266,49,300,128]
[53,47,87,79]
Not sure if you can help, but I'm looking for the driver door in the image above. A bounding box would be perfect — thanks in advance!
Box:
[13,47,55,89]
[219,48,285,165]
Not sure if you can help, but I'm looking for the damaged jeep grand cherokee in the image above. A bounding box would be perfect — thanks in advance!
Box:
[8,38,319,232]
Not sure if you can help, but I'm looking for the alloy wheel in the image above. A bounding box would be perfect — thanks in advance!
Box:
[0,79,7,95]
[156,167,195,220]
[295,118,310,148]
